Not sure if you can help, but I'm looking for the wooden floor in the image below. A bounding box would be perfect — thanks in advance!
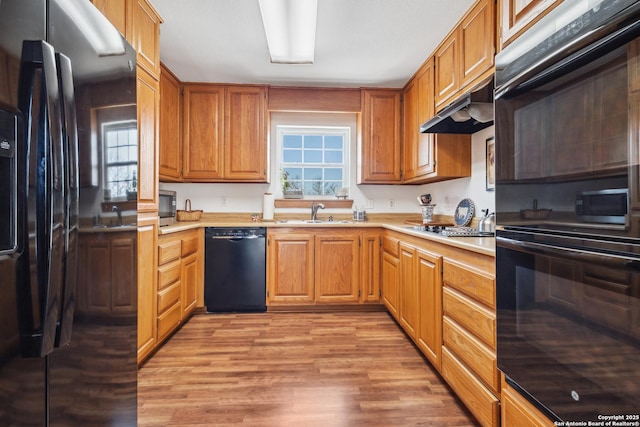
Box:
[138,311,478,426]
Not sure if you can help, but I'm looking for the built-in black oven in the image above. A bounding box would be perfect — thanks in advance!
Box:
[494,0,640,422]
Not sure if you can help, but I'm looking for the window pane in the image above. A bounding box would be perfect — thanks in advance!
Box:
[304,135,322,148]
[304,168,322,180]
[283,149,302,163]
[304,181,323,195]
[324,182,340,195]
[283,134,302,148]
[324,168,342,180]
[304,150,322,163]
[283,167,302,180]
[325,135,343,149]
[324,150,342,164]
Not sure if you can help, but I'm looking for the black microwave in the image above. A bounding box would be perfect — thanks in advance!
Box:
[158,189,177,227]
[575,189,628,225]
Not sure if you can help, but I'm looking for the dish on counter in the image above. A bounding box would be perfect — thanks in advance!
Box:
[454,198,475,226]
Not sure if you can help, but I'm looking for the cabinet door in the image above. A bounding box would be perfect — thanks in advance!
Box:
[360,232,381,303]
[85,237,111,313]
[137,68,159,212]
[137,214,158,364]
[131,0,162,78]
[402,78,418,181]
[502,378,555,427]
[460,0,494,90]
[382,252,400,319]
[415,61,436,177]
[360,89,402,183]
[416,249,443,371]
[182,85,224,180]
[111,235,137,313]
[90,0,128,36]
[315,233,359,303]
[434,31,458,109]
[399,244,419,339]
[267,232,315,304]
[500,0,559,49]
[159,64,182,181]
[181,252,199,319]
[224,86,267,181]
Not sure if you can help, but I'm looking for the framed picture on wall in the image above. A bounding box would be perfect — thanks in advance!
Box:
[486,136,495,191]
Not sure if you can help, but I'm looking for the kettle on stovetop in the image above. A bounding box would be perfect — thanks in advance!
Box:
[478,209,495,233]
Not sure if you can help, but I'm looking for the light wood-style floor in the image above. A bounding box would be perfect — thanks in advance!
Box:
[138,311,478,426]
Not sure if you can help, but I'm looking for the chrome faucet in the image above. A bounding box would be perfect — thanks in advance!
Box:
[112,205,122,226]
[310,201,325,221]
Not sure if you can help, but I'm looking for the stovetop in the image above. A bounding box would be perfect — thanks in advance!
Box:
[406,225,494,237]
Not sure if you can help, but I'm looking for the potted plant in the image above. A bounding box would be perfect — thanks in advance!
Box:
[281,169,303,199]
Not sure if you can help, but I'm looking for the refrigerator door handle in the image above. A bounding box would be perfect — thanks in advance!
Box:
[16,40,65,358]
[54,52,78,348]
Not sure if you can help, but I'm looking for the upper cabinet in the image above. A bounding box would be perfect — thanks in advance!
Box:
[403,59,472,184]
[180,84,268,182]
[360,89,402,184]
[435,0,495,109]
[498,0,561,50]
[130,0,163,78]
[90,0,129,37]
[159,64,182,181]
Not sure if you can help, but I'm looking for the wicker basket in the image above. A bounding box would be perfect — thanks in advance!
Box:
[176,199,202,222]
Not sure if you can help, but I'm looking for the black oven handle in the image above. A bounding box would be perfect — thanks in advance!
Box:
[495,7,640,100]
[496,236,640,271]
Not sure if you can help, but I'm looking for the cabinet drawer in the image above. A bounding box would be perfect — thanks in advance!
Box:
[157,300,181,342]
[444,259,495,309]
[443,286,496,349]
[181,234,199,257]
[382,236,400,258]
[158,261,181,290]
[443,317,499,394]
[442,347,500,427]
[158,280,181,313]
[158,239,181,265]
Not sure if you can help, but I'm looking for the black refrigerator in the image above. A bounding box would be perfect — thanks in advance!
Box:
[0,0,138,425]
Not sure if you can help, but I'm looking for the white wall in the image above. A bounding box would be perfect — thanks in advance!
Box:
[161,125,495,219]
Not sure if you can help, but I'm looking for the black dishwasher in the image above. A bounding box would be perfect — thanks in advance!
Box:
[204,227,266,312]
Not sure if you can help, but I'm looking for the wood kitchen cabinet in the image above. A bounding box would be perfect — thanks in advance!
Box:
[159,63,182,181]
[399,243,419,339]
[267,230,315,304]
[181,83,268,182]
[90,0,129,37]
[360,89,402,183]
[435,0,495,109]
[137,214,158,364]
[137,67,160,212]
[76,230,137,317]
[501,375,554,427]
[498,0,560,50]
[416,248,443,370]
[442,257,499,427]
[267,228,382,306]
[148,228,203,360]
[130,0,162,78]
[381,235,400,318]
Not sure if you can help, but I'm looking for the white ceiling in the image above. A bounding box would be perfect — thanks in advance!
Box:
[152,0,475,88]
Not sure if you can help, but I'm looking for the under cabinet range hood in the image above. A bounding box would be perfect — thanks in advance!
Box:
[420,81,494,134]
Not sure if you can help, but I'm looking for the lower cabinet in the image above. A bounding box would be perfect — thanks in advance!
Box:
[267,228,381,306]
[137,214,158,364]
[501,375,555,427]
[382,230,497,427]
[77,230,137,317]
[139,227,202,364]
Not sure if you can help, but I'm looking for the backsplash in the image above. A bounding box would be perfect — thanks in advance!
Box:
[161,126,496,219]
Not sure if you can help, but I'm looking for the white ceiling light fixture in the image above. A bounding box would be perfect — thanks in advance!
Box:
[258,0,318,64]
